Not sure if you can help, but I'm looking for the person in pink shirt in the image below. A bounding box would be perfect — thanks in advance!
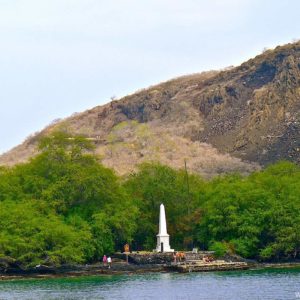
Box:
[102,255,107,266]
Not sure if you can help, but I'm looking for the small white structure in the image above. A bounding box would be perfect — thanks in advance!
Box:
[155,203,174,253]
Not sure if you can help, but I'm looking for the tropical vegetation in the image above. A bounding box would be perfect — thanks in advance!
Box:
[0,133,299,267]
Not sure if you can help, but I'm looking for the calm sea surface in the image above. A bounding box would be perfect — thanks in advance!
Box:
[0,268,300,300]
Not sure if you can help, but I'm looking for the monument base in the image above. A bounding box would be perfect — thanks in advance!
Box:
[155,234,174,253]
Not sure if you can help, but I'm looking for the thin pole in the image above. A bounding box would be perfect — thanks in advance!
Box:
[184,159,194,249]
[184,159,190,216]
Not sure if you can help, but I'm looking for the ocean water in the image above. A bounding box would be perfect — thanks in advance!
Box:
[0,268,299,300]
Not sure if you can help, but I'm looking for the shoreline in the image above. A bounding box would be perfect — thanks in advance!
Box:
[1,261,300,281]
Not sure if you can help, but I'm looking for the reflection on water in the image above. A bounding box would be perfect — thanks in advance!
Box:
[0,268,299,300]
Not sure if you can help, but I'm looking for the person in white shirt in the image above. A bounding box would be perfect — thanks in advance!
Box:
[107,256,112,269]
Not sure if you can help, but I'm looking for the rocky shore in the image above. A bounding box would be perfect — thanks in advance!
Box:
[1,253,300,280]
[0,261,165,280]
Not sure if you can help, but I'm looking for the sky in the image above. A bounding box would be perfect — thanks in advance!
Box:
[1,0,300,154]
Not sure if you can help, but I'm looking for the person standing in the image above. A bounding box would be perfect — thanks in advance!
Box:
[102,255,107,266]
[173,252,177,264]
[107,256,112,269]
[176,252,180,263]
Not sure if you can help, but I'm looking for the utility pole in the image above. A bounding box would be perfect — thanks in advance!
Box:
[184,159,190,216]
[184,159,193,249]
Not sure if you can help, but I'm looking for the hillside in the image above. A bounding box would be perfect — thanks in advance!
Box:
[1,41,300,177]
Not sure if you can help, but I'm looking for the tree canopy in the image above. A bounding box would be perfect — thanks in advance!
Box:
[0,133,300,267]
[0,132,137,267]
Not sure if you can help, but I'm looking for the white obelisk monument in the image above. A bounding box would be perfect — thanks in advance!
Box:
[155,203,174,252]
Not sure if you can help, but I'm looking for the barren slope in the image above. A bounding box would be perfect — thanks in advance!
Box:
[2,41,300,176]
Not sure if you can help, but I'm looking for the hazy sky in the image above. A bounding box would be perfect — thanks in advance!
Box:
[1,0,300,154]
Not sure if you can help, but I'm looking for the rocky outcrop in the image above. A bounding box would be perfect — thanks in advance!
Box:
[0,257,21,273]
[115,253,174,265]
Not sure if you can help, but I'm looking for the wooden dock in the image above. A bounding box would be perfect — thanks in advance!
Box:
[165,260,249,273]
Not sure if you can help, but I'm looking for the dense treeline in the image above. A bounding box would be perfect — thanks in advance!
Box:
[0,133,137,267]
[0,133,299,267]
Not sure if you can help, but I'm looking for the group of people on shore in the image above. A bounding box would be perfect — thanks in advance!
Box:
[173,252,185,263]
[172,252,214,264]
[102,255,112,268]
[202,255,214,263]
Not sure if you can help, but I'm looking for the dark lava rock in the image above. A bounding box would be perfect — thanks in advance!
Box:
[115,253,174,265]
